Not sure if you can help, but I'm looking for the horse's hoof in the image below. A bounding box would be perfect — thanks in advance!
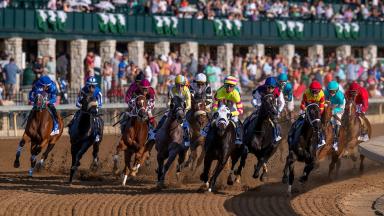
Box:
[252,172,259,179]
[208,188,212,192]
[260,174,268,182]
[200,174,208,183]
[130,170,137,177]
[13,160,20,168]
[156,181,165,189]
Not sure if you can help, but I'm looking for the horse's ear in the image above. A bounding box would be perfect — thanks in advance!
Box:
[227,113,232,119]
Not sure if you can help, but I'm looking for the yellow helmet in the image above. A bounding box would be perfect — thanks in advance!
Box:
[224,76,238,86]
[175,75,186,85]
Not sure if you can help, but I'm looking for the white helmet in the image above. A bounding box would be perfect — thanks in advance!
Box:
[195,73,207,83]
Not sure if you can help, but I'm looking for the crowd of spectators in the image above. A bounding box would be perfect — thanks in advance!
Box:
[2,0,384,22]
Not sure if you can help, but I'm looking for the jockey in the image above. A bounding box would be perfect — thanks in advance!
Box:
[324,81,345,151]
[251,76,283,143]
[125,79,157,140]
[283,82,294,113]
[125,72,145,101]
[28,75,59,135]
[203,76,244,145]
[75,76,103,142]
[190,73,213,112]
[299,80,326,146]
[160,74,192,147]
[346,82,370,141]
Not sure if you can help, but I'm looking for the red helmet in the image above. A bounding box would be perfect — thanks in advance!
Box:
[140,79,151,88]
[309,80,322,90]
[349,82,361,92]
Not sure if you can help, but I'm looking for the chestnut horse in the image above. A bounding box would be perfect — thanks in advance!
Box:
[113,95,150,185]
[339,98,371,172]
[14,92,64,176]
[184,97,209,171]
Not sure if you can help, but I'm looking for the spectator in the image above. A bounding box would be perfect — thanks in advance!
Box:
[33,56,44,80]
[118,54,128,87]
[94,53,102,86]
[3,58,20,100]
[102,61,113,94]
[56,53,68,80]
[111,51,122,83]
[149,56,160,89]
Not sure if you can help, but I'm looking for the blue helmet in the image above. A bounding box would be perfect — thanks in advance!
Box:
[39,75,52,86]
[86,76,98,86]
[265,77,278,88]
[284,82,293,93]
[277,73,288,82]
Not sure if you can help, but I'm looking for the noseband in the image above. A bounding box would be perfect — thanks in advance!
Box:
[306,103,321,126]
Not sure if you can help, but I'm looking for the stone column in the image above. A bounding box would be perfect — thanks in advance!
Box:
[363,45,378,67]
[180,42,198,65]
[70,39,87,89]
[217,43,233,71]
[128,40,144,68]
[37,38,56,60]
[308,44,324,66]
[154,41,170,58]
[4,37,22,68]
[336,45,351,60]
[99,40,116,66]
[279,44,295,65]
[248,44,265,58]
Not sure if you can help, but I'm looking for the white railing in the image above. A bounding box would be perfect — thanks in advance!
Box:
[1,98,384,138]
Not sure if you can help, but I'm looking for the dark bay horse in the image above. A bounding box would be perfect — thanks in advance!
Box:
[243,94,281,181]
[14,92,64,176]
[282,103,322,195]
[113,95,150,185]
[339,99,371,172]
[68,96,104,183]
[200,104,245,192]
[155,96,187,188]
[184,97,209,171]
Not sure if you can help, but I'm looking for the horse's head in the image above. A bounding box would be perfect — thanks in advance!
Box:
[322,100,333,124]
[80,95,98,115]
[344,99,357,121]
[33,91,48,111]
[305,103,322,132]
[260,94,278,120]
[214,105,231,136]
[191,97,209,128]
[170,96,186,124]
[134,95,148,121]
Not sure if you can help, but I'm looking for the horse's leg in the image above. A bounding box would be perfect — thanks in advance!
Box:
[359,154,365,173]
[287,161,295,196]
[29,141,44,177]
[144,139,156,167]
[253,157,264,179]
[113,138,125,175]
[335,157,341,178]
[208,154,229,192]
[234,146,248,183]
[69,140,93,183]
[36,143,55,171]
[194,145,206,173]
[227,150,240,186]
[90,142,100,172]
[14,133,30,168]
[200,152,213,188]
[328,152,338,179]
[176,147,187,173]
[156,154,166,188]
[161,144,179,182]
[282,151,294,184]
[299,160,315,183]
[122,150,133,186]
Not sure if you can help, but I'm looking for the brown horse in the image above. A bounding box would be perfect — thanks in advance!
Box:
[319,101,342,178]
[156,96,186,188]
[112,95,150,185]
[184,97,209,171]
[14,92,64,176]
[339,98,372,172]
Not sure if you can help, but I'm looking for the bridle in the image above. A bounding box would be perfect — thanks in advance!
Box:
[306,103,321,127]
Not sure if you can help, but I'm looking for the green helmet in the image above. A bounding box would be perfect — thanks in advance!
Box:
[327,81,339,91]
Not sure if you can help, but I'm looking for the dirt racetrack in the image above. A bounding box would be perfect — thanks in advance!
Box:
[0,125,383,216]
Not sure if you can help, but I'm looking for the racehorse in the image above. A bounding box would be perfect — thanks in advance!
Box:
[243,94,281,181]
[14,92,64,176]
[155,96,187,188]
[68,95,104,183]
[112,95,150,185]
[319,101,342,178]
[282,103,322,195]
[200,104,245,192]
[184,96,209,171]
[339,98,371,172]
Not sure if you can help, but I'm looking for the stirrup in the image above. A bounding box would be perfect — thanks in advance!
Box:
[275,136,282,142]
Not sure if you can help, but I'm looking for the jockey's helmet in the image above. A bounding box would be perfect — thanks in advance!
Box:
[265,76,278,88]
[224,76,237,92]
[140,79,151,89]
[327,81,339,95]
[284,82,292,93]
[309,80,322,95]
[39,75,52,87]
[86,76,98,86]
[175,74,186,85]
[348,82,361,95]
[277,73,288,82]
[195,73,207,84]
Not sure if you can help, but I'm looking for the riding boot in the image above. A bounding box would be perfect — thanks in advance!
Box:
[318,131,326,148]
[272,119,282,144]
[333,124,340,151]
[94,117,102,142]
[234,121,243,145]
[48,104,59,135]
[182,120,190,148]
